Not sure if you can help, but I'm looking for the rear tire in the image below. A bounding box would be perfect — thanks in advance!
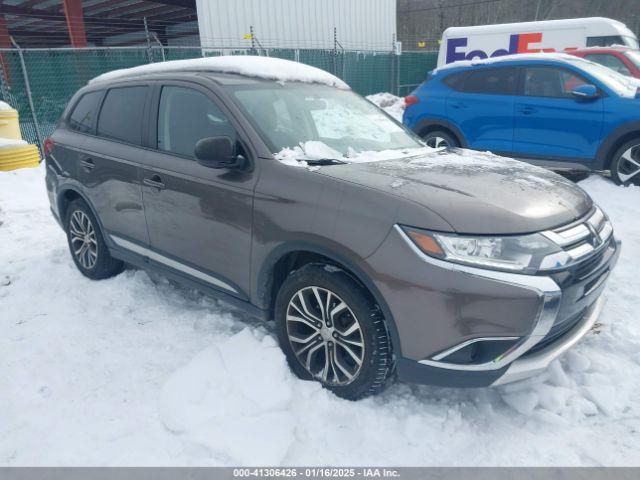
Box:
[610,139,640,186]
[422,129,459,149]
[274,264,394,400]
[64,198,124,280]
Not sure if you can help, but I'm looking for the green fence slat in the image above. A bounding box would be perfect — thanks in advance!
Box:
[0,47,438,148]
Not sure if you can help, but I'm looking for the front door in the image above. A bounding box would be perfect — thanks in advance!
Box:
[139,83,257,299]
[512,66,604,162]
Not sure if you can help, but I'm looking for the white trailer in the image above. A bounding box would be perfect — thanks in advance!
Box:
[437,17,638,67]
[196,0,397,52]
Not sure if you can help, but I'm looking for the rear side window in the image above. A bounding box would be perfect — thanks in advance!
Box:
[97,86,148,145]
[442,72,467,91]
[68,91,102,134]
[524,67,589,98]
[157,86,236,158]
[461,68,519,95]
[584,53,631,76]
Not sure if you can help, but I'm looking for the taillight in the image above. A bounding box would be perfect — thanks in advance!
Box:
[43,137,54,156]
[404,95,419,108]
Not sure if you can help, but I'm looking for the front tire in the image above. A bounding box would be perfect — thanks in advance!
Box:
[610,139,640,186]
[274,264,394,400]
[64,199,124,280]
[422,129,459,149]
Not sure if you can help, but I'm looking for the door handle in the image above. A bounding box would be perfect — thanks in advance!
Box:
[451,102,468,109]
[519,106,536,115]
[80,158,95,171]
[143,174,165,190]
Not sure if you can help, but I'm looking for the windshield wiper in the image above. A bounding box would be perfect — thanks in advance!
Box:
[301,158,347,166]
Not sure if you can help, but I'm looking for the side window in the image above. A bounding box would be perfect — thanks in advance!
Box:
[461,68,518,95]
[442,72,467,91]
[524,67,588,98]
[586,35,624,47]
[97,86,148,145]
[68,91,102,134]
[584,53,631,76]
[157,86,236,158]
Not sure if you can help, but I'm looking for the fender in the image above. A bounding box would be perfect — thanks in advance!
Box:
[412,117,469,148]
[55,182,113,248]
[595,121,640,170]
[256,240,404,358]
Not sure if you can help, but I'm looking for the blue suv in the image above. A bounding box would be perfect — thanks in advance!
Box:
[403,54,640,185]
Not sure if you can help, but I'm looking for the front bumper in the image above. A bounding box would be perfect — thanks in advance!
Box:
[492,295,604,385]
[367,221,620,388]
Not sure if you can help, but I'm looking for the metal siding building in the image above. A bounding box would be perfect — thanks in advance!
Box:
[196,0,397,51]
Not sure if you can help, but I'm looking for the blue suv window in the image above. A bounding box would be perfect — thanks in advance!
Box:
[524,67,589,98]
[460,68,519,95]
[443,72,467,91]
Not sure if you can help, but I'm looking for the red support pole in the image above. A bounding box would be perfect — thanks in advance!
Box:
[63,0,88,48]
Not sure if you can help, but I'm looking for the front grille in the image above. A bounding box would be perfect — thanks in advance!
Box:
[526,308,586,355]
[574,247,606,280]
[542,206,613,266]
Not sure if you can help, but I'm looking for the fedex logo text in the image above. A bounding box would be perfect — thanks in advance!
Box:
[445,33,577,64]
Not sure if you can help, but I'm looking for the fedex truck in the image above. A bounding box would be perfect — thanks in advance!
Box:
[437,17,639,67]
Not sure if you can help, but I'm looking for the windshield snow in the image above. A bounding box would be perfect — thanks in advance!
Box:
[230,83,423,164]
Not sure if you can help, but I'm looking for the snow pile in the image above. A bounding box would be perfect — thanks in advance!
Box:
[366,92,405,121]
[0,137,27,149]
[159,329,298,464]
[90,55,349,89]
[1,166,639,466]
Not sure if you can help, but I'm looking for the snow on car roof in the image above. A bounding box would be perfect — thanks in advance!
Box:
[432,52,578,72]
[89,55,349,89]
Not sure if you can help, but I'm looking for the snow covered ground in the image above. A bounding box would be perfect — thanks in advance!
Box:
[1,162,640,466]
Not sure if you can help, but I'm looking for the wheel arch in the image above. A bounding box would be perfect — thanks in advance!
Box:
[596,122,640,170]
[413,117,467,148]
[57,187,107,240]
[257,241,403,357]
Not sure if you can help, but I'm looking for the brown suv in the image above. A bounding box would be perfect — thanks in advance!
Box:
[44,57,619,399]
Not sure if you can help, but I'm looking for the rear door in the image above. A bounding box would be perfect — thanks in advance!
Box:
[512,65,604,162]
[446,66,518,152]
[79,84,150,246]
[138,82,257,299]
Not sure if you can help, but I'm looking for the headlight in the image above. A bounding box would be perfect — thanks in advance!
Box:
[401,226,570,274]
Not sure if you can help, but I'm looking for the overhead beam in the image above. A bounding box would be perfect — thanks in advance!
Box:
[146,0,195,8]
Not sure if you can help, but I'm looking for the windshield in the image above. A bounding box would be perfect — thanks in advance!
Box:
[567,56,640,98]
[230,83,422,158]
[624,36,640,49]
[625,50,640,69]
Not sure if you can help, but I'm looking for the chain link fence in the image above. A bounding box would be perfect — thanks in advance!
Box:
[0,45,437,150]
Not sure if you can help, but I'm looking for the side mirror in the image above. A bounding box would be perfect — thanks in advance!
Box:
[194,136,240,169]
[571,84,599,100]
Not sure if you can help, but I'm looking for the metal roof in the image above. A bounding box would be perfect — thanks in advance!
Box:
[1,0,198,47]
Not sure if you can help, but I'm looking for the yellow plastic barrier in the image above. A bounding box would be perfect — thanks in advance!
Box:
[0,107,22,140]
[0,143,41,171]
[0,101,41,171]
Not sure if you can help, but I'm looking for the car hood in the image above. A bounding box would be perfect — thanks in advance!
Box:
[314,148,592,234]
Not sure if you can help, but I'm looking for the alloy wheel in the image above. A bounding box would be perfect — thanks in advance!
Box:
[426,136,449,149]
[285,286,365,385]
[69,210,98,270]
[617,145,640,183]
